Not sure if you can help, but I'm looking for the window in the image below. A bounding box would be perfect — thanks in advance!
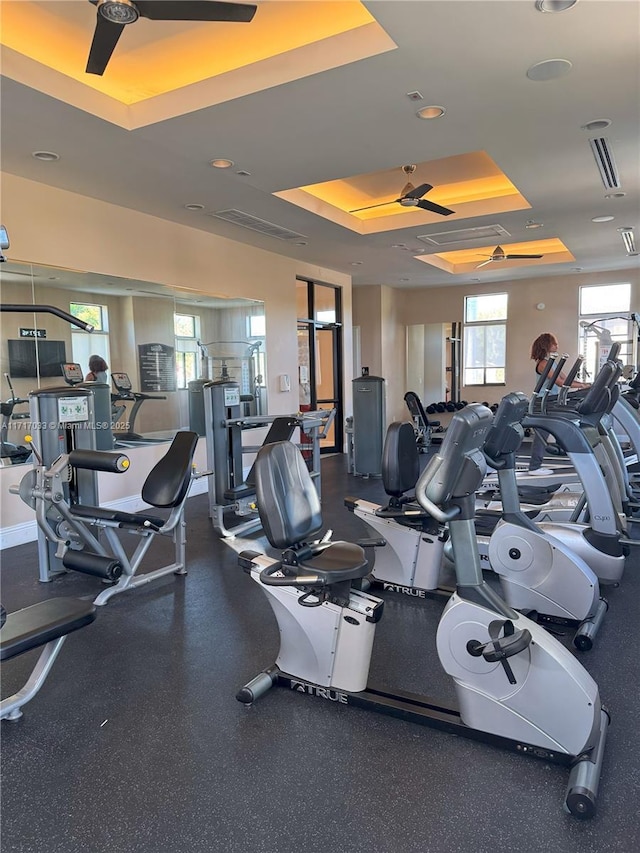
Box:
[579,283,633,380]
[174,313,200,390]
[463,293,507,386]
[70,302,110,373]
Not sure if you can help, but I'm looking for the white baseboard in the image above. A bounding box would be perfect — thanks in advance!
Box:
[0,476,209,550]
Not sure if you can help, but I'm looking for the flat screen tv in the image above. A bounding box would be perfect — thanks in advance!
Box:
[8,339,67,378]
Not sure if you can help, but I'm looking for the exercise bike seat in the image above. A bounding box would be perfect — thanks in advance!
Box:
[253,440,368,583]
[0,598,96,661]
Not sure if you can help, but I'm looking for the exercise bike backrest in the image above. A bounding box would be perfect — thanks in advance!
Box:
[416,404,493,520]
[253,440,322,550]
[382,421,421,497]
[482,392,529,469]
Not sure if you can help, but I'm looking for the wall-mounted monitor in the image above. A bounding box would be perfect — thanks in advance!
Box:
[8,339,67,378]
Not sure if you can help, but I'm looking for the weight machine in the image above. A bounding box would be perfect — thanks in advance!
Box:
[203,379,335,538]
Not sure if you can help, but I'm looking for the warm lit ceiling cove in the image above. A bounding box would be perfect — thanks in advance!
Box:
[416,238,575,274]
[274,152,533,235]
[0,1,396,129]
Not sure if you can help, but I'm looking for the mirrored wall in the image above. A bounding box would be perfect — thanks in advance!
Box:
[0,261,266,463]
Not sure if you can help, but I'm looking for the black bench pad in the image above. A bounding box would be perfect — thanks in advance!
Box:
[70,505,165,529]
[0,598,96,661]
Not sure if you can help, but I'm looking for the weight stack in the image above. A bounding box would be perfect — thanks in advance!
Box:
[352,375,385,476]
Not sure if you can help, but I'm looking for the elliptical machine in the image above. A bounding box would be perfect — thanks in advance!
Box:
[236,405,609,818]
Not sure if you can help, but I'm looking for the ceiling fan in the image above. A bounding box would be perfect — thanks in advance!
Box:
[86,0,258,76]
[475,245,544,269]
[349,165,455,217]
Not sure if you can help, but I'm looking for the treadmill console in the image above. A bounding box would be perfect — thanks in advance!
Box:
[112,372,133,393]
[61,363,84,385]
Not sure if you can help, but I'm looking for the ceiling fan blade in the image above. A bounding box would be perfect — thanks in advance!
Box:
[416,199,455,216]
[349,200,398,213]
[86,15,125,75]
[404,183,433,200]
[135,1,257,21]
[505,254,543,259]
[475,260,494,269]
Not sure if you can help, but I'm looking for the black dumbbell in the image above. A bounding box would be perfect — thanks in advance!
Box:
[426,404,437,414]
[490,404,499,413]
[454,401,465,410]
[446,402,456,412]
[436,402,446,413]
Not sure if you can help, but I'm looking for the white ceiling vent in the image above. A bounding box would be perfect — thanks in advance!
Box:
[589,138,621,189]
[416,224,511,247]
[209,209,308,241]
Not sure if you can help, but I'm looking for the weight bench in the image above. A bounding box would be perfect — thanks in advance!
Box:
[404,391,442,451]
[14,431,199,606]
[1,597,97,721]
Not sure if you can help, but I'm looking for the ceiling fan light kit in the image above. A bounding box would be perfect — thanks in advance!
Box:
[97,0,139,25]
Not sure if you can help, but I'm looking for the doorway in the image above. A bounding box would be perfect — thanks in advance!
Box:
[296,279,343,454]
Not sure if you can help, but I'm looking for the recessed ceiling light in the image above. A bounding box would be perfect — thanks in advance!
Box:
[295,240,308,246]
[350,261,363,266]
[605,192,626,199]
[535,1,579,12]
[416,105,446,120]
[581,119,611,131]
[572,267,583,271]
[592,215,615,222]
[471,278,481,282]
[399,278,410,282]
[236,170,251,176]
[526,59,572,81]
[525,220,544,229]
[184,203,205,211]
[32,151,60,161]
[210,158,234,169]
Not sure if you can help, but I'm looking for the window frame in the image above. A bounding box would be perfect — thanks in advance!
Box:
[578,283,633,381]
[462,292,508,387]
[174,312,201,390]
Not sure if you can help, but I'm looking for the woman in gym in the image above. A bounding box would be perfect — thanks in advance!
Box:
[85,355,109,384]
[528,332,589,474]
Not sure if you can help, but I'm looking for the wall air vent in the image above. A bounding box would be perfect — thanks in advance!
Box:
[208,209,308,241]
[589,138,621,189]
[416,224,510,247]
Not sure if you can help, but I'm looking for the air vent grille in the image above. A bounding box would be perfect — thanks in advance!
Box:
[416,225,511,246]
[589,138,621,189]
[209,209,308,241]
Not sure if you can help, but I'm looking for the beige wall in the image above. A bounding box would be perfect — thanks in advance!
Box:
[0,172,353,540]
[355,270,640,424]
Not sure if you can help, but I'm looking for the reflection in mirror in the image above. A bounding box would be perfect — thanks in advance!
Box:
[0,260,266,464]
[406,322,462,413]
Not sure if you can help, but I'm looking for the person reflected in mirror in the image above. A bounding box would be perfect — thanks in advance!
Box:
[85,355,109,384]
[527,332,589,475]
